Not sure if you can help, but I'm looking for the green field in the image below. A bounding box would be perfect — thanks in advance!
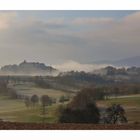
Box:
[0,82,72,123]
[0,82,140,123]
[1,94,140,123]
[10,82,73,99]
[0,95,61,123]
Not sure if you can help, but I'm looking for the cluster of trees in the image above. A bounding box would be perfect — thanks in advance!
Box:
[103,66,127,76]
[59,95,70,103]
[25,94,71,109]
[59,103,100,123]
[34,76,51,89]
[6,76,34,84]
[103,66,140,76]
[113,85,139,97]
[58,88,102,123]
[24,94,54,123]
[3,71,140,98]
[0,80,19,99]
[31,70,140,96]
[58,88,127,124]
[56,71,111,88]
[24,94,54,107]
[78,85,140,100]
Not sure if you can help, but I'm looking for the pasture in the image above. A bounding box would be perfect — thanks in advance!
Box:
[97,96,140,123]
[0,82,71,123]
[0,81,140,123]
[9,82,74,101]
[0,95,61,123]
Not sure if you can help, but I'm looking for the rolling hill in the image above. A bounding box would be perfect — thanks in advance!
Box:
[0,60,58,76]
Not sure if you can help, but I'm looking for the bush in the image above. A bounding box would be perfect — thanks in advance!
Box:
[59,88,100,123]
[59,103,100,123]
[34,77,51,88]
[59,95,70,103]
[68,88,105,110]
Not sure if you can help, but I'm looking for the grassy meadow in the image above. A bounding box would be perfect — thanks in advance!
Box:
[97,96,140,123]
[0,82,72,123]
[0,81,140,123]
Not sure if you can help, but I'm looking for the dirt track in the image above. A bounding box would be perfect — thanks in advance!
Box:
[0,122,140,130]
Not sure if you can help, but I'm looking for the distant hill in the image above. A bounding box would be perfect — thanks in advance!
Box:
[114,56,140,67]
[0,60,58,76]
[94,56,140,67]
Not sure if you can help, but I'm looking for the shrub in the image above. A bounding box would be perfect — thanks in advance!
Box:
[59,103,100,123]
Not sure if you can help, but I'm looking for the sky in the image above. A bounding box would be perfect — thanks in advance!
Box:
[0,10,140,71]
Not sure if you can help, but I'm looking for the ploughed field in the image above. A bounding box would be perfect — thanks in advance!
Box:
[0,121,140,130]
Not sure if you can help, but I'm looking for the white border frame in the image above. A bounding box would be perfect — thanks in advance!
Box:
[0,0,140,10]
[1,130,140,140]
[0,0,140,140]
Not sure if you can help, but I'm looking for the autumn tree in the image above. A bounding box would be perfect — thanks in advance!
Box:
[59,88,100,123]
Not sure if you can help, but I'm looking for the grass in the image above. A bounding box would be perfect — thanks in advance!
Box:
[12,82,73,99]
[1,81,140,124]
[1,93,140,123]
[0,95,26,121]
[0,97,60,123]
[99,96,140,107]
[0,82,71,123]
[0,96,26,113]
[97,96,140,123]
[0,101,60,123]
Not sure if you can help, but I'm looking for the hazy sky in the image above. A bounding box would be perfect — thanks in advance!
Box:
[0,10,140,68]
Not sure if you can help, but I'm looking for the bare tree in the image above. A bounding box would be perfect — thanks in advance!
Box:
[103,104,127,124]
